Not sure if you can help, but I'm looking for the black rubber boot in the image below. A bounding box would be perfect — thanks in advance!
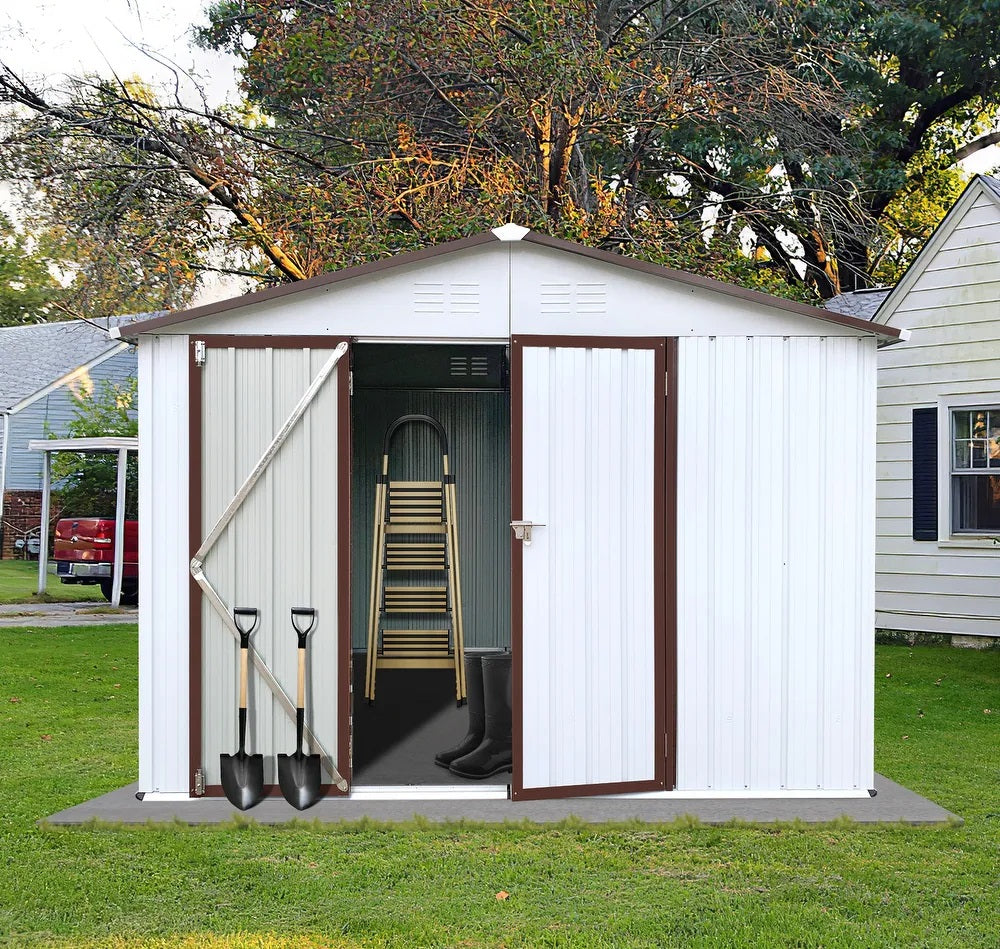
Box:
[434,655,485,768]
[449,652,512,779]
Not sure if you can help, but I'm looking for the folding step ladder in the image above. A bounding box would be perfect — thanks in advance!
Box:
[364,415,466,704]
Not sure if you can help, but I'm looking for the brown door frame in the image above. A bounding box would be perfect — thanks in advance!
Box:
[510,335,677,801]
[187,335,352,798]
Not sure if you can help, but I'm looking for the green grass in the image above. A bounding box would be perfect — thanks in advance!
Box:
[1,627,998,947]
[0,560,104,604]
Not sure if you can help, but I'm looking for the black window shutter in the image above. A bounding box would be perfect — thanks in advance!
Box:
[912,408,938,541]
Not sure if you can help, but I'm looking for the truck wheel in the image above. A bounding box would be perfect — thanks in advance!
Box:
[99,580,139,605]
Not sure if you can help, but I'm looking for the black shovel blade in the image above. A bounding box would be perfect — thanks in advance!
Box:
[220,751,265,810]
[277,750,322,810]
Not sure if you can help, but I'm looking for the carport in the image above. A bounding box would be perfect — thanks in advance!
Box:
[29,436,138,606]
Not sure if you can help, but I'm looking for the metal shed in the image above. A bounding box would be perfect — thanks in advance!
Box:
[121,225,902,804]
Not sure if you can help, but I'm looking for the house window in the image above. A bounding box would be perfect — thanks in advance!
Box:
[951,408,1000,533]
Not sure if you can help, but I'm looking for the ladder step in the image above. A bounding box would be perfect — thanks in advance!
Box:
[380,629,452,657]
[387,483,444,523]
[376,658,458,669]
[383,586,448,612]
[386,542,446,570]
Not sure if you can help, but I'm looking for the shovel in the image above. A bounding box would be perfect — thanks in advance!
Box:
[220,607,265,810]
[278,607,322,810]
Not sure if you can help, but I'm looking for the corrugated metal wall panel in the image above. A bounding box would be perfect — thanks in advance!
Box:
[350,389,510,650]
[519,345,657,791]
[199,346,342,789]
[676,336,875,792]
[138,335,189,793]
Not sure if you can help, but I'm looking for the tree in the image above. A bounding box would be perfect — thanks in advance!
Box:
[193,0,858,279]
[50,377,138,519]
[4,1,999,302]
[667,0,1000,293]
[0,212,67,325]
[0,2,854,302]
[0,72,250,317]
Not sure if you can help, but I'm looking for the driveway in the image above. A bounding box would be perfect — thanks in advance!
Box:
[0,602,138,628]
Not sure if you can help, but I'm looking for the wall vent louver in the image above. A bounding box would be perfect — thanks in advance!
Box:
[413,282,480,316]
[449,354,492,378]
[540,282,607,315]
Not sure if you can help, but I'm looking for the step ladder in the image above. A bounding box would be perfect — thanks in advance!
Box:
[364,415,466,704]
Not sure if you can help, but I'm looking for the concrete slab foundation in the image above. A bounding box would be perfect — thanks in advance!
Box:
[44,773,958,826]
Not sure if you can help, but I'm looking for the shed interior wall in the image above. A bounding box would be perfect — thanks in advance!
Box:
[350,388,511,651]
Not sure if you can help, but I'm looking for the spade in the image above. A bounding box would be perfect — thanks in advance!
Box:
[220,607,265,810]
[278,607,322,810]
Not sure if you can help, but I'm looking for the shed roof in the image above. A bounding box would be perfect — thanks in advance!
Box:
[0,316,150,412]
[120,230,901,342]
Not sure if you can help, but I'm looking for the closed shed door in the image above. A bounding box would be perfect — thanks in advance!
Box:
[511,337,667,800]
[191,339,350,796]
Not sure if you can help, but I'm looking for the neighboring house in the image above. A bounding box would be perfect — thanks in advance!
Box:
[827,174,1000,643]
[0,317,144,559]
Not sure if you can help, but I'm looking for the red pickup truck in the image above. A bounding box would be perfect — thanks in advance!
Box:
[53,518,139,604]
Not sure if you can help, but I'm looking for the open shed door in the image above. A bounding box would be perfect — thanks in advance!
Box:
[189,338,351,798]
[511,337,667,800]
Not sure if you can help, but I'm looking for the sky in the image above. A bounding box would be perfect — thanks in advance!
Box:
[0,0,239,106]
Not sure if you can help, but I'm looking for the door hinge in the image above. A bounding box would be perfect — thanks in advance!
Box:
[194,340,206,368]
[193,768,206,796]
[348,370,353,396]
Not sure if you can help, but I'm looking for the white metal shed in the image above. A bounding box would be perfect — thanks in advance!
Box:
[122,225,901,803]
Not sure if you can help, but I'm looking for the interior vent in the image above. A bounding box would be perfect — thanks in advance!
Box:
[450,355,491,377]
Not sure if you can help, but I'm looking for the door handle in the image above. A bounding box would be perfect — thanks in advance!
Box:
[510,520,545,546]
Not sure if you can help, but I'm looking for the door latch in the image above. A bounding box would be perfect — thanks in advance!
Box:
[510,520,545,546]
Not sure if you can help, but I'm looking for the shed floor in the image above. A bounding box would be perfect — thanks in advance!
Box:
[351,656,508,787]
[44,774,957,825]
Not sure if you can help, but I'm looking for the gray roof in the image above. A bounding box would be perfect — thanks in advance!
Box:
[979,174,1000,201]
[824,288,891,321]
[0,315,154,411]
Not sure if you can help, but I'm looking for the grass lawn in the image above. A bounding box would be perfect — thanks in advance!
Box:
[1,626,998,947]
[0,560,104,604]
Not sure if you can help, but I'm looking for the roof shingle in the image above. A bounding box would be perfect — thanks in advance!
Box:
[0,316,152,411]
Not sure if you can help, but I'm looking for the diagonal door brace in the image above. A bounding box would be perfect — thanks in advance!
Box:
[191,342,349,791]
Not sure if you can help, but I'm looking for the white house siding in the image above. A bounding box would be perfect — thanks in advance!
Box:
[138,335,190,794]
[5,347,137,491]
[676,336,876,791]
[877,189,1000,638]
[198,345,343,791]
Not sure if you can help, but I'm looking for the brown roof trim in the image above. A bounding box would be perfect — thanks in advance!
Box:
[121,231,501,337]
[522,232,901,341]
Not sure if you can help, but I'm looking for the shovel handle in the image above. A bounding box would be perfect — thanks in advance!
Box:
[297,647,306,720]
[290,607,316,648]
[233,607,259,649]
